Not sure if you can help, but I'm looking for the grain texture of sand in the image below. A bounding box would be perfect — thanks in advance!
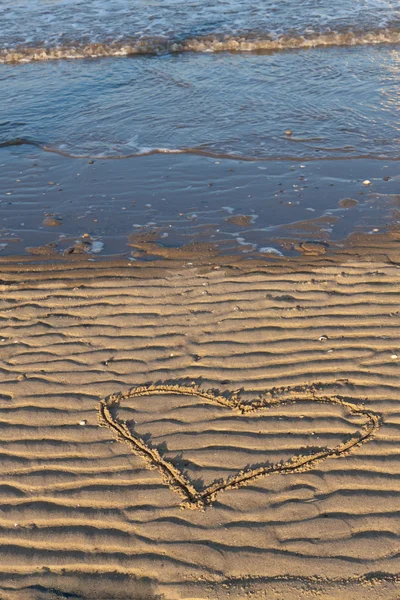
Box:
[0,251,400,599]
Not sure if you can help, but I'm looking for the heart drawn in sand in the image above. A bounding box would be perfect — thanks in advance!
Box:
[98,384,380,510]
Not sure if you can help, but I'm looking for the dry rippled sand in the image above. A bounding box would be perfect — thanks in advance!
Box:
[0,248,400,599]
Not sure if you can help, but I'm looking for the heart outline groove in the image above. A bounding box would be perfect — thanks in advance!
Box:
[97,383,381,510]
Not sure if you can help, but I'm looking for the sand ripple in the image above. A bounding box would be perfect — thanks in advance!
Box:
[0,256,400,597]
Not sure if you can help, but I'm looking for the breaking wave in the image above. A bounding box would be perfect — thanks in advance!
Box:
[2,27,400,63]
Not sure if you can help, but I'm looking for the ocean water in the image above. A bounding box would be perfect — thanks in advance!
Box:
[0,0,399,257]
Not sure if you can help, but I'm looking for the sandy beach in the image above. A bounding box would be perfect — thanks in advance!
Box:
[2,0,400,596]
[0,240,400,599]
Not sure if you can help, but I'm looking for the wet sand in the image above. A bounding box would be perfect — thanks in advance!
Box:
[1,147,399,260]
[1,241,400,599]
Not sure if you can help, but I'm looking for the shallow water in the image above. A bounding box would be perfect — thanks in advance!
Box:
[0,147,398,258]
[2,47,400,159]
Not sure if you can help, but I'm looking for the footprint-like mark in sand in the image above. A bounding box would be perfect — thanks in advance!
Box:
[98,384,380,510]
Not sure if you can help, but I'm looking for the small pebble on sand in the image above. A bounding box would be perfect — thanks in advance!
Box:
[43,217,62,227]
[226,215,253,227]
[339,198,359,208]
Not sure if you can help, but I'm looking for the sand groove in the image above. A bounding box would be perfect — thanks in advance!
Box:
[98,384,380,510]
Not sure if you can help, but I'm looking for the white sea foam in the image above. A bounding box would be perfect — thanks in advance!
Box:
[259,247,284,256]
[1,28,399,63]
